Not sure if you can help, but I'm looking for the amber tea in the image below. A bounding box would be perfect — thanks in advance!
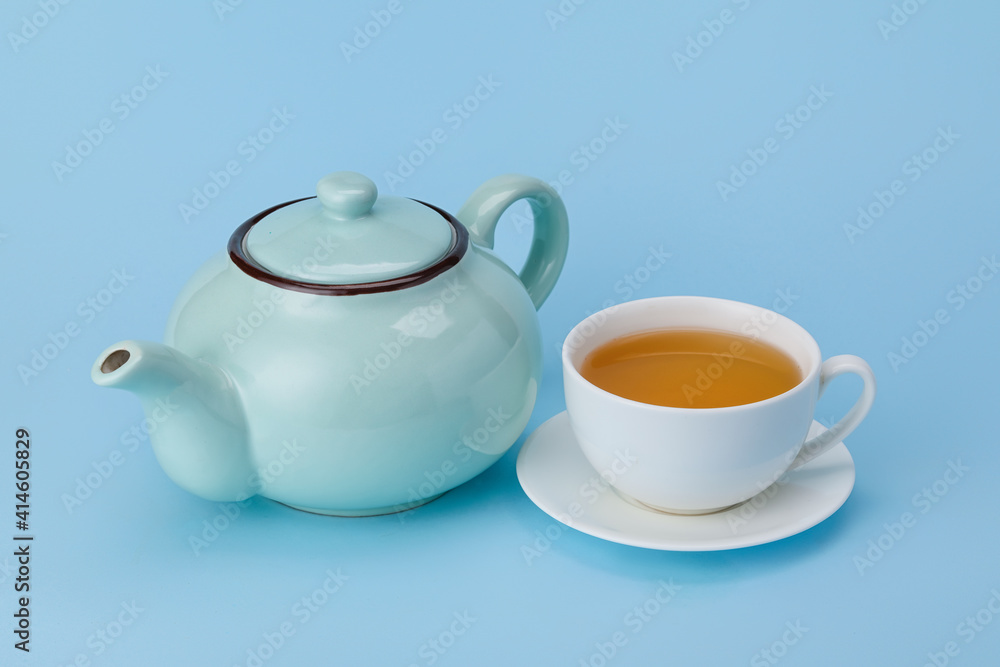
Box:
[580,328,803,409]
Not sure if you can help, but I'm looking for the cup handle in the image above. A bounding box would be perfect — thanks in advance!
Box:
[456,174,569,310]
[788,355,877,470]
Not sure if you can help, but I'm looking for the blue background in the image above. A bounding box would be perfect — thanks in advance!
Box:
[2,1,999,665]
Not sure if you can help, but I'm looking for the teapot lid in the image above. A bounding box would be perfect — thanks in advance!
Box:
[234,172,461,290]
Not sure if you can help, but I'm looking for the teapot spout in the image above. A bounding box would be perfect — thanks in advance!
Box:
[92,341,256,502]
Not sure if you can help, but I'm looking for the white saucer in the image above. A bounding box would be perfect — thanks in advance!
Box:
[516,412,855,551]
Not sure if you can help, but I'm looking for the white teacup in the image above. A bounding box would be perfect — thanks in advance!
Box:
[562,296,876,515]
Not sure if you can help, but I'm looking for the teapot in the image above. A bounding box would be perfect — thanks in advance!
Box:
[92,171,568,516]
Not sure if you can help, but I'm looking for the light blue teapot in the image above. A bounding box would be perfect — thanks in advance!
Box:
[92,171,568,516]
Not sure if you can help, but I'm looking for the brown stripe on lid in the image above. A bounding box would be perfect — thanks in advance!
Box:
[228,198,469,296]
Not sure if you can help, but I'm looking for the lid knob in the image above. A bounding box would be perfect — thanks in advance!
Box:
[316,171,378,219]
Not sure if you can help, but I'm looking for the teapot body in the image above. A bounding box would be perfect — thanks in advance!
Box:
[165,242,541,515]
[94,172,568,515]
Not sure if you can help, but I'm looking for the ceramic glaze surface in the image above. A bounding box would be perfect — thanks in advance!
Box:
[92,172,569,515]
[517,413,857,551]
[562,296,876,514]
[165,244,541,513]
[245,172,454,285]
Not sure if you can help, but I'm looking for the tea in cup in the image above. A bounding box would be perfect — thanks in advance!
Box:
[562,296,876,514]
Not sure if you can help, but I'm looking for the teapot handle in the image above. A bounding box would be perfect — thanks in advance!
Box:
[456,175,569,310]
